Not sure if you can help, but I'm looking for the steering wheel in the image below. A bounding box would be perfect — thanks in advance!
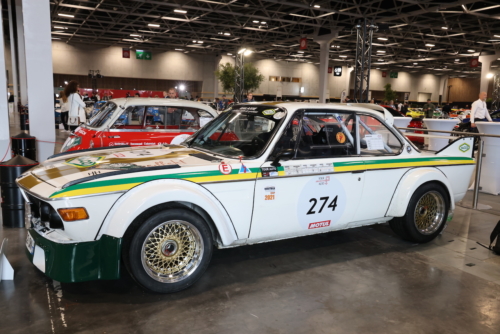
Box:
[252,136,266,153]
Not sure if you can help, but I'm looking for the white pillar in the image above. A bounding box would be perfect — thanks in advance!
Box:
[15,0,28,106]
[0,1,12,161]
[8,0,19,114]
[22,0,55,161]
[479,53,500,93]
[345,67,354,100]
[213,55,222,100]
[314,32,338,103]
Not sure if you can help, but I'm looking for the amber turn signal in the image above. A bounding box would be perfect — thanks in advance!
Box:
[57,208,89,221]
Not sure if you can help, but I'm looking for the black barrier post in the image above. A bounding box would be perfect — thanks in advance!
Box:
[0,155,39,228]
[19,112,29,131]
[11,133,37,161]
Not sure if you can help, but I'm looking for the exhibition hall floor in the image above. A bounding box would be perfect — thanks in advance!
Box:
[1,127,500,333]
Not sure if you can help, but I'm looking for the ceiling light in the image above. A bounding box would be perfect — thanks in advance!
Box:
[297,51,304,53]
[130,34,141,37]
[224,32,231,36]
[197,41,203,44]
[468,49,475,52]
[253,20,259,23]
[377,59,384,62]
[413,63,418,65]
[455,59,460,61]
[175,49,183,51]
[238,48,247,54]
[58,13,74,18]
[244,50,253,56]
[377,50,386,53]
[193,40,197,43]
[313,4,320,8]
[174,9,187,14]
[331,45,340,48]
[122,39,143,42]
[340,55,347,58]
[441,27,448,30]
[425,44,435,47]
[261,21,267,24]
[54,26,68,30]
[227,53,232,55]
[148,24,160,27]
[487,73,494,79]
[376,68,380,69]
[377,37,388,41]
[494,35,500,38]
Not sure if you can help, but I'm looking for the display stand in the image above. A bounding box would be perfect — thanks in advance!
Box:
[423,119,459,151]
[475,122,500,195]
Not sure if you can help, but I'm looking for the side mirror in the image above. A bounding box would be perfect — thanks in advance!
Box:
[271,148,294,167]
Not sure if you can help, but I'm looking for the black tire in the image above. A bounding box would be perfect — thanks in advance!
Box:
[389,183,449,243]
[126,209,213,293]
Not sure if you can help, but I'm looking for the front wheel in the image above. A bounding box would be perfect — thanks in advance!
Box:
[126,209,213,293]
[389,183,449,243]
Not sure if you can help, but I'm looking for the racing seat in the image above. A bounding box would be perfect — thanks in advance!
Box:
[311,124,348,156]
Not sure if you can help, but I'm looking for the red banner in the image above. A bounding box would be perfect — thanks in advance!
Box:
[470,58,479,68]
[122,48,130,58]
[382,71,387,77]
[328,67,332,73]
[300,38,308,50]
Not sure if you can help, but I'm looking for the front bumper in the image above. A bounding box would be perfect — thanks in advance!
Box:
[26,225,122,283]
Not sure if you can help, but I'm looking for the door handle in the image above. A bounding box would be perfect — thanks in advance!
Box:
[351,170,365,174]
[108,135,120,138]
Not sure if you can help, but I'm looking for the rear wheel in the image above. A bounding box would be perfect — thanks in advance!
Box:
[389,183,449,243]
[126,209,213,293]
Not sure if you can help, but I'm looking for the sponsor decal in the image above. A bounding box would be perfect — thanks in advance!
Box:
[96,163,141,170]
[262,109,276,116]
[459,143,471,153]
[336,132,346,144]
[308,220,331,229]
[261,166,278,177]
[284,163,334,175]
[65,155,105,168]
[264,186,276,200]
[239,164,252,174]
[273,112,286,120]
[316,176,330,186]
[219,162,232,175]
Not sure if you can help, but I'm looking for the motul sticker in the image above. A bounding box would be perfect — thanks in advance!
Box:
[308,220,331,229]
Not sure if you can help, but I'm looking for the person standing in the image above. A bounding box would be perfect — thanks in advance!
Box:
[442,103,452,118]
[64,80,86,131]
[243,93,255,102]
[166,88,182,126]
[59,91,69,132]
[470,92,492,128]
[422,99,436,118]
[401,102,409,115]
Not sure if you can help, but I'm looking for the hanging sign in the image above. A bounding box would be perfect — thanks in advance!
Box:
[382,71,387,78]
[300,38,308,50]
[390,72,398,78]
[334,66,342,77]
[328,67,332,74]
[136,50,152,60]
[470,58,479,68]
[122,48,130,58]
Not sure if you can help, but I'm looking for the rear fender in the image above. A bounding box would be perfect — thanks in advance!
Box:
[386,168,454,218]
[96,179,239,246]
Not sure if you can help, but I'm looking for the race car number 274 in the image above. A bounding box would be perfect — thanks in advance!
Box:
[297,176,346,230]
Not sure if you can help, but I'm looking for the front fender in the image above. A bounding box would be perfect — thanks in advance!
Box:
[96,179,239,246]
[385,167,454,218]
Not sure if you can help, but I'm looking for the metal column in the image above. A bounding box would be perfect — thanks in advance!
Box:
[7,0,18,115]
[353,19,377,103]
[234,51,244,103]
[492,73,500,111]
[15,0,27,106]
[0,0,12,161]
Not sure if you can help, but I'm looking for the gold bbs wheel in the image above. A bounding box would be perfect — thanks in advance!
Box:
[413,191,446,235]
[141,220,204,283]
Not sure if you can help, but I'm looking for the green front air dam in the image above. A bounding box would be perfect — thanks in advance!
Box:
[26,229,122,283]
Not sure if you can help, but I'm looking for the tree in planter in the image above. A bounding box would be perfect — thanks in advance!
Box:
[383,83,398,103]
[214,62,265,95]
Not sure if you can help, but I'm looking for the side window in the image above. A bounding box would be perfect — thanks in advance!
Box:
[358,115,402,155]
[145,106,167,129]
[112,106,145,128]
[272,114,300,157]
[166,106,183,129]
[296,111,357,158]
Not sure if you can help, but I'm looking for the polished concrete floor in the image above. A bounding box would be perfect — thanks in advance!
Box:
[2,122,500,333]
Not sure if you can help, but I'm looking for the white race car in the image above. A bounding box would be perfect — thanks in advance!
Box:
[17,102,475,293]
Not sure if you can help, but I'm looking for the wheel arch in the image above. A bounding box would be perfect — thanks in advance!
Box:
[96,179,239,246]
[386,167,454,218]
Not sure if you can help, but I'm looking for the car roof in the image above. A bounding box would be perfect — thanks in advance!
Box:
[108,97,217,115]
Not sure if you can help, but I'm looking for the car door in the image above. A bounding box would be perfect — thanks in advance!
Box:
[353,113,408,222]
[249,109,365,242]
[105,105,146,147]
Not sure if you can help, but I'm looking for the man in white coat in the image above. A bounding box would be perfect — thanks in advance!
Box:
[470,92,492,128]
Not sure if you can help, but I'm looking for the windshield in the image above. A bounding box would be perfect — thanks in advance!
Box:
[186,105,286,158]
[87,102,118,128]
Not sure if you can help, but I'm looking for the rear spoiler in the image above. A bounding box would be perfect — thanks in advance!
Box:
[435,136,474,159]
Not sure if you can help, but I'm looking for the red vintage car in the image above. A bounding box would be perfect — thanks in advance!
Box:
[61,98,218,152]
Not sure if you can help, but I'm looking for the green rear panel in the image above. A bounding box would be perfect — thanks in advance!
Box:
[26,229,122,283]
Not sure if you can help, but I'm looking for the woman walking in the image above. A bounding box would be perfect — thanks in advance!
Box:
[63,80,86,131]
[59,91,69,132]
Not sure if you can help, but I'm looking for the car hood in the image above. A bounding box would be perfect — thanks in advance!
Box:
[17,145,249,199]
